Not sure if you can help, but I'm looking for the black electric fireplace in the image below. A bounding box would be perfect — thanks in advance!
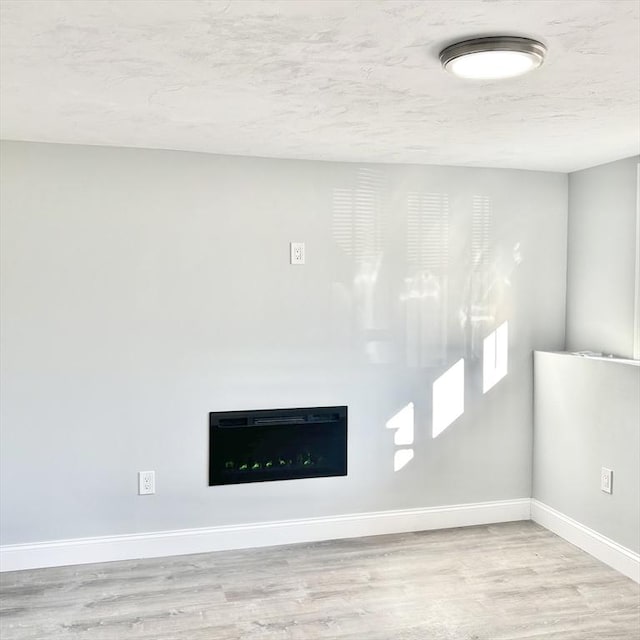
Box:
[209,406,347,486]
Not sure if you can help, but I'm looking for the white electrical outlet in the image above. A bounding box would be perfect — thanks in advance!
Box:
[601,467,613,494]
[138,470,155,495]
[290,242,305,265]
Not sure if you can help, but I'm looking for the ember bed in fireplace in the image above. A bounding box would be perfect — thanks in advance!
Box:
[209,406,347,486]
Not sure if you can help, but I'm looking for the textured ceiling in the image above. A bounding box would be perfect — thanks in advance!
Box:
[1,0,639,172]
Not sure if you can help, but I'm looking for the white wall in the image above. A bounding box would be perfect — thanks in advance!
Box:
[533,352,640,553]
[0,141,568,545]
[565,156,640,358]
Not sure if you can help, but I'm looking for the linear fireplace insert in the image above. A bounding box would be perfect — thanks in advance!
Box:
[209,406,347,486]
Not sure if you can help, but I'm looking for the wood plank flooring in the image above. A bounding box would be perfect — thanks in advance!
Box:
[1,521,639,639]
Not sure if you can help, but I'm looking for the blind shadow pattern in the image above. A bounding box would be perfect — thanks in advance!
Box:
[403,192,449,367]
[464,194,495,360]
[332,168,389,363]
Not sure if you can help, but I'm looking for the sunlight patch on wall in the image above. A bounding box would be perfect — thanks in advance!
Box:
[386,402,415,471]
[483,321,508,393]
[432,359,464,438]
[393,449,415,472]
[386,402,414,445]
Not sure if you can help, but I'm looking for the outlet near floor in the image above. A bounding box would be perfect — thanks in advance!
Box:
[290,242,305,265]
[601,467,613,494]
[138,470,155,495]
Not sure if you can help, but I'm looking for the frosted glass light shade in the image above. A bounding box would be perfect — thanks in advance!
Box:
[440,36,546,80]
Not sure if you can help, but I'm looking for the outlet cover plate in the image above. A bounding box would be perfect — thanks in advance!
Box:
[138,470,155,495]
[290,242,305,265]
[601,467,613,494]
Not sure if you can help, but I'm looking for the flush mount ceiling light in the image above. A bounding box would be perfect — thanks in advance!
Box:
[440,36,546,80]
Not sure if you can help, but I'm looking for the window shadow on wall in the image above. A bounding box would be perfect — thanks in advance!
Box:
[332,167,390,363]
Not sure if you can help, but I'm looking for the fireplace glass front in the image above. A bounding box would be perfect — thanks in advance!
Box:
[209,406,347,486]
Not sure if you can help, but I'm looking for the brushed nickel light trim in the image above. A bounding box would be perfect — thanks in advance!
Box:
[440,36,547,80]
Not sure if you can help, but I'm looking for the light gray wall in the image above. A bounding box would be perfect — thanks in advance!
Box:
[565,156,639,358]
[0,141,568,545]
[533,351,640,553]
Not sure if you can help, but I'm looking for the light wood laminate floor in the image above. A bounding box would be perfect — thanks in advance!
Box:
[1,521,639,639]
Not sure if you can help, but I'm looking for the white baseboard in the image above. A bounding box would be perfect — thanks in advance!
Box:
[4,500,638,582]
[0,498,530,572]
[531,499,640,583]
